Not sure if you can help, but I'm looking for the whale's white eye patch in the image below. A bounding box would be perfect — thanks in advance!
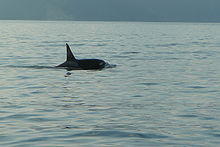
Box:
[99,62,104,66]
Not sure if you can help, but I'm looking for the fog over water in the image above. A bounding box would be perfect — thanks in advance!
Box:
[0,0,220,22]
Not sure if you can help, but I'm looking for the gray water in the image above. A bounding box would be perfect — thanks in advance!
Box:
[1,21,220,147]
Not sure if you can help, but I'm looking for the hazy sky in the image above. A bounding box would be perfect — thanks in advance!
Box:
[0,0,220,22]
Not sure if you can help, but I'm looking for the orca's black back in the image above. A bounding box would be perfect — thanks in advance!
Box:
[77,59,106,70]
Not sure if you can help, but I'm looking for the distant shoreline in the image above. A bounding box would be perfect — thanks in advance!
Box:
[0,19,220,24]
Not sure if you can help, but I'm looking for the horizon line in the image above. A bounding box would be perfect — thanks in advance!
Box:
[1,19,220,24]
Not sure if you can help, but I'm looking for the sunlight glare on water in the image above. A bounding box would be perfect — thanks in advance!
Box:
[1,21,220,146]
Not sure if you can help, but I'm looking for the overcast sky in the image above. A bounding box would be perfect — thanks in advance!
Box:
[0,0,220,22]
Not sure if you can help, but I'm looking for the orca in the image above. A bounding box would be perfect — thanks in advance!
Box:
[56,43,107,70]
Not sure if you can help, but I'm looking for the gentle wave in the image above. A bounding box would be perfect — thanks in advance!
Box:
[64,130,169,139]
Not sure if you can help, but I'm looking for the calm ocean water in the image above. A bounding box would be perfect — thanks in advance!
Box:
[0,20,220,146]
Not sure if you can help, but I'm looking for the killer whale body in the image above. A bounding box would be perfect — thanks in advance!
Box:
[56,44,107,70]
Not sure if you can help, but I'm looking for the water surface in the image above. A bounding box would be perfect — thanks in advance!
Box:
[1,21,220,146]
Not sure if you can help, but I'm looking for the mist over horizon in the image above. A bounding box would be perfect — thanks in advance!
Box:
[0,0,220,22]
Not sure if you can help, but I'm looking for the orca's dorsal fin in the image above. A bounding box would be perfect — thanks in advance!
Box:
[66,43,77,61]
